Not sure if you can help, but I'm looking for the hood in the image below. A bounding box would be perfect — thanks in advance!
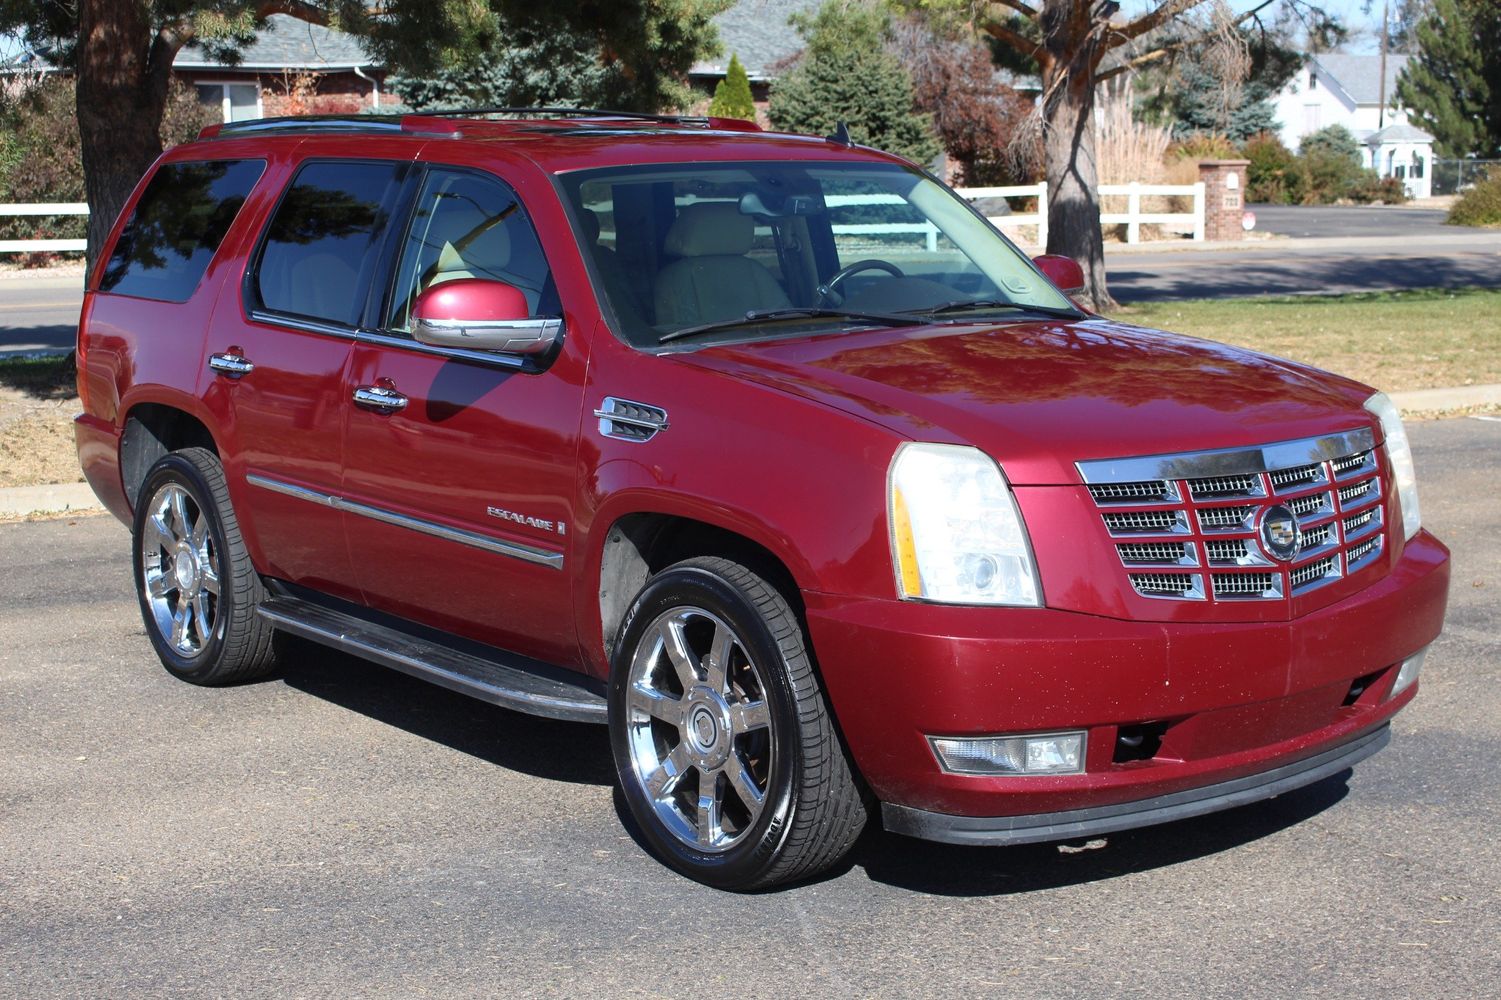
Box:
[672,318,1378,485]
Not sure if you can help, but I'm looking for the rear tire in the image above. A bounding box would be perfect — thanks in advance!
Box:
[608,556,866,889]
[131,447,277,685]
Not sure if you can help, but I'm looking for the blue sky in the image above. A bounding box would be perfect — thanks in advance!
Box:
[1125,0,1387,53]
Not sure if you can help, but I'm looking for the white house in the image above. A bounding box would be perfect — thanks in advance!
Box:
[1273,53,1434,199]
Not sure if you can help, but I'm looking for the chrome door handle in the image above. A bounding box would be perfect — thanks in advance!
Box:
[352,385,408,412]
[208,353,254,377]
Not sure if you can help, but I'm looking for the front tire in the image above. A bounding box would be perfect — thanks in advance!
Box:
[609,556,866,889]
[131,447,277,685]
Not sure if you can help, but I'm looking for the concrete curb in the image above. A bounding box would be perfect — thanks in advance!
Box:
[1,387,1496,520]
[0,482,102,519]
[1389,383,1501,413]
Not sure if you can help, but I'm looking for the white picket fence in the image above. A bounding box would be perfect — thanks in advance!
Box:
[0,202,89,252]
[0,182,1206,254]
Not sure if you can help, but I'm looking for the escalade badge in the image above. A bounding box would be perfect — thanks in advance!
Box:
[1258,504,1302,562]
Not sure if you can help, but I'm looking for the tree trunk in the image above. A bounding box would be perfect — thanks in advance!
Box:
[1040,0,1115,312]
[76,1,174,269]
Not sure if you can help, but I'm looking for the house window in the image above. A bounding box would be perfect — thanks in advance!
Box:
[1412,155,1425,179]
[195,82,260,122]
[1303,103,1320,133]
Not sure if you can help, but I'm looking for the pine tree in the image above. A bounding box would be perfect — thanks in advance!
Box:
[768,1,940,165]
[709,53,756,120]
[1395,0,1501,157]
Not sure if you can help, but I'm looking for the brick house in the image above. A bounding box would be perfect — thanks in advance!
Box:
[173,14,386,122]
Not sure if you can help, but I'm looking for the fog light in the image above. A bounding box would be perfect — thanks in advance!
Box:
[1391,647,1427,698]
[930,731,1086,776]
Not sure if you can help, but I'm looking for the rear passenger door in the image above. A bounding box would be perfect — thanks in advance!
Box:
[205,151,414,601]
[338,163,588,668]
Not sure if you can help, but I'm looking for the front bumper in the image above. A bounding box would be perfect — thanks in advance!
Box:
[883,724,1389,845]
[804,530,1448,834]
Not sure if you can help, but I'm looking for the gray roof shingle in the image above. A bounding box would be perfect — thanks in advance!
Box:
[1365,122,1434,144]
[1312,53,1410,106]
[690,0,823,80]
[174,14,373,70]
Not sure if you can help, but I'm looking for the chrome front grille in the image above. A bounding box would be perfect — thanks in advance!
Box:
[1080,427,1387,604]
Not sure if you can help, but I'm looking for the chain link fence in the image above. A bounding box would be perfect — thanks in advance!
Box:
[1432,159,1501,197]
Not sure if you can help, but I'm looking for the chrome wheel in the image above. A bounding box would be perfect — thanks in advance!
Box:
[625,606,774,853]
[139,482,221,658]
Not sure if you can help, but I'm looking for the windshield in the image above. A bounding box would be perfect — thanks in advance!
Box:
[557,161,1078,348]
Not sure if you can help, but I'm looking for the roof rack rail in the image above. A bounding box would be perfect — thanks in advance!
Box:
[415,107,716,127]
[205,114,408,139]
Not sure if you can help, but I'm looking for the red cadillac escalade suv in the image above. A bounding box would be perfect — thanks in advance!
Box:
[74,110,1449,889]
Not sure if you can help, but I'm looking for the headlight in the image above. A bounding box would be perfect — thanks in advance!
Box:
[888,442,1041,605]
[1363,392,1421,540]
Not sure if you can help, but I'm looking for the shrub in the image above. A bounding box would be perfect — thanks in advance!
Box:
[709,53,756,121]
[1448,168,1501,226]
[1168,133,1240,162]
[1241,132,1301,204]
[1348,173,1410,205]
[1299,149,1367,203]
[1298,124,1361,162]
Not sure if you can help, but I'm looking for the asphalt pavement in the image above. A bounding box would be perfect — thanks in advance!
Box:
[1250,204,1455,239]
[0,273,83,356]
[2,416,1497,998]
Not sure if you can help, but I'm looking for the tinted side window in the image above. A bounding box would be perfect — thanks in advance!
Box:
[254,161,406,327]
[385,168,557,335]
[99,159,265,302]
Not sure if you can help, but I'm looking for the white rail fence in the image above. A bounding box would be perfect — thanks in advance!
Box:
[0,202,89,253]
[953,182,1206,246]
[0,183,1205,255]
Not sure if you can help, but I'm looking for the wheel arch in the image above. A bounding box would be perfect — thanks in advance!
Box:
[594,507,807,666]
[120,400,220,510]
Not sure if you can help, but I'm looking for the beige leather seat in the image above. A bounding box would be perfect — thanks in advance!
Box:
[654,203,790,328]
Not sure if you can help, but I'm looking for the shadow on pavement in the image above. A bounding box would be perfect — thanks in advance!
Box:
[269,637,1354,895]
[848,774,1351,896]
[1110,254,1501,303]
[0,323,78,355]
[275,638,616,787]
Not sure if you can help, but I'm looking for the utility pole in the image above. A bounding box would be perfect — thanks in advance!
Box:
[1378,0,1390,130]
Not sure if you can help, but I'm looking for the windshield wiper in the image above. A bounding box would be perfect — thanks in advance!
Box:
[908,298,1082,321]
[658,306,930,344]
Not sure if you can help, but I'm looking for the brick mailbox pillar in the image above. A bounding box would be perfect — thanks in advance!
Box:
[1199,159,1250,242]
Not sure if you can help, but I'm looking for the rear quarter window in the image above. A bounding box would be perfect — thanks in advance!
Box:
[99,159,266,302]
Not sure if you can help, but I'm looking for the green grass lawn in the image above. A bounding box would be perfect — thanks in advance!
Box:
[1111,288,1501,393]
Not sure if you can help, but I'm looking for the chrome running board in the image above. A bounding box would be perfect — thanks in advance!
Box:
[257,596,607,724]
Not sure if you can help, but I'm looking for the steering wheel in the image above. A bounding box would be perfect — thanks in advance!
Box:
[817,259,906,305]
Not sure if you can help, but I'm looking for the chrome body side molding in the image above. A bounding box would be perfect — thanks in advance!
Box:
[246,473,563,570]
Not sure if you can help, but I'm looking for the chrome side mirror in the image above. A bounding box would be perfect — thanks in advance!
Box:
[411,278,562,355]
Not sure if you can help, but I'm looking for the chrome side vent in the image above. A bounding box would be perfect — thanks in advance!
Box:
[595,397,668,443]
